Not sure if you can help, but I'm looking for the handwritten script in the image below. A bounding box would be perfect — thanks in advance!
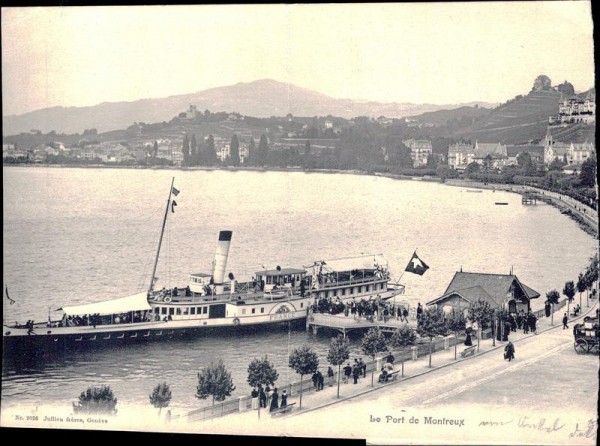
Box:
[517,416,564,433]
[568,419,597,440]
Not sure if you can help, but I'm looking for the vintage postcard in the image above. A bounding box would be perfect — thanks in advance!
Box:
[2,3,597,444]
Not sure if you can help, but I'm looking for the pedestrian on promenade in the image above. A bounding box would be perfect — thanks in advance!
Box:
[251,388,260,410]
[259,385,267,408]
[386,352,395,364]
[343,363,352,384]
[327,366,334,386]
[503,320,511,341]
[529,313,537,334]
[417,303,423,321]
[317,370,324,390]
[403,308,409,323]
[266,385,273,409]
[562,313,569,329]
[504,341,515,362]
[311,372,319,390]
[523,316,529,334]
[360,358,367,378]
[280,390,287,409]
[352,363,360,384]
[510,314,517,332]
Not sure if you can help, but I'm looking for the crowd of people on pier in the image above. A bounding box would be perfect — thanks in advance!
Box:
[311,295,413,323]
[499,310,539,339]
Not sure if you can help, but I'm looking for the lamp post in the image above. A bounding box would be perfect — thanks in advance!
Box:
[492,309,496,347]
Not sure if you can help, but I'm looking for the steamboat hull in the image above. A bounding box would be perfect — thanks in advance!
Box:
[2,313,308,356]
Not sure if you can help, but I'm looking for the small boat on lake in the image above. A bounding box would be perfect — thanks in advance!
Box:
[495,202,509,205]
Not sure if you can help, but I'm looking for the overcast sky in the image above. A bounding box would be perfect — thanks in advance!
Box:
[1,2,595,116]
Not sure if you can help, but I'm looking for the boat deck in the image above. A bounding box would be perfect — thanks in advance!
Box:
[150,287,307,305]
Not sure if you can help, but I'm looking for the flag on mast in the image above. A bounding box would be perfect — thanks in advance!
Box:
[171,186,180,196]
[405,251,429,276]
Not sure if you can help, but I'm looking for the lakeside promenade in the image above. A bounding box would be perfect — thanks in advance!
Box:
[443,178,598,234]
[184,300,598,444]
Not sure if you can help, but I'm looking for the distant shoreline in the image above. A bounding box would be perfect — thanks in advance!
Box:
[4,163,597,236]
[2,162,443,181]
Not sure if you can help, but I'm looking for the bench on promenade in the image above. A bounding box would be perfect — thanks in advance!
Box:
[379,370,401,384]
[481,329,493,340]
[460,346,476,358]
[270,403,296,417]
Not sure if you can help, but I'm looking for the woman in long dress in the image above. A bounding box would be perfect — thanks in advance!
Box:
[269,388,279,412]
[280,390,287,408]
[464,328,473,346]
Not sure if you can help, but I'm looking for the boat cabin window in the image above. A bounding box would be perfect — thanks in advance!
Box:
[342,289,346,296]
[252,308,256,314]
[300,303,303,308]
[161,307,167,315]
[154,307,160,314]
[183,308,189,315]
[333,290,338,297]
[169,308,175,316]
[191,308,196,315]
[350,288,354,295]
[176,308,182,315]
[203,307,208,314]
[266,276,272,285]
[261,307,265,314]
[196,307,202,314]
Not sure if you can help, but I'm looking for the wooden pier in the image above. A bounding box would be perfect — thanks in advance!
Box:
[521,191,539,205]
[306,313,417,337]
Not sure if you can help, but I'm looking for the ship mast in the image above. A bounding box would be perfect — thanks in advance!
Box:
[148,177,175,294]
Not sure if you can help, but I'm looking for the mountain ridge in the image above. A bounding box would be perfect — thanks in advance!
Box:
[3,79,497,135]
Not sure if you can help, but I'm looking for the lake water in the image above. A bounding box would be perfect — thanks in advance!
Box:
[2,166,596,413]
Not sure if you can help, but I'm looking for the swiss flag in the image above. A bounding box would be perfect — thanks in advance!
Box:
[405,252,429,276]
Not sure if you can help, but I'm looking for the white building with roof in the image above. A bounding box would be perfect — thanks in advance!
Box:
[402,138,433,167]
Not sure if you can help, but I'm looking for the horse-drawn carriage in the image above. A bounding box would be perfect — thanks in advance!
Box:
[573,316,599,355]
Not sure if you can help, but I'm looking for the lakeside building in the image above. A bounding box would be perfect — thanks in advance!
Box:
[447,141,506,170]
[447,143,474,169]
[216,142,249,164]
[426,271,540,315]
[505,145,545,168]
[472,142,507,169]
[402,138,433,167]
[543,131,595,166]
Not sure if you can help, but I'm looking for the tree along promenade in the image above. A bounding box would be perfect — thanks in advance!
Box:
[170,297,588,423]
